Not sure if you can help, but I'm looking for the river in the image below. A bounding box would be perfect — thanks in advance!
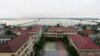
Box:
[0,19,97,26]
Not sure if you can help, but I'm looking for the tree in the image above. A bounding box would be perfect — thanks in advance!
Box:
[68,46,79,56]
[56,23,61,27]
[35,34,46,56]
[63,35,69,45]
[35,34,46,50]
[81,25,87,30]
[27,26,33,29]
[63,35,79,56]
[5,29,17,36]
[5,29,13,35]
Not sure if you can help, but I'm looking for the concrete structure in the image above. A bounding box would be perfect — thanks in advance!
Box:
[68,34,100,56]
[0,25,43,56]
[0,23,6,29]
[0,29,15,45]
[0,35,12,45]
[28,25,43,43]
[82,29,95,36]
[44,26,77,38]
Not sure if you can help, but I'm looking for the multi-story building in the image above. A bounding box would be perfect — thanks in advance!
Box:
[68,34,100,56]
[28,25,43,43]
[44,26,77,38]
[0,25,43,56]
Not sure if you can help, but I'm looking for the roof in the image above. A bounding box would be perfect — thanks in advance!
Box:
[0,30,30,53]
[15,25,43,33]
[29,25,43,32]
[70,34,100,49]
[82,29,94,34]
[0,25,43,53]
[48,26,76,31]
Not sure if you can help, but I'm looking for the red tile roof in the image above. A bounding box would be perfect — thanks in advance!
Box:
[0,30,30,53]
[29,25,43,32]
[48,26,76,31]
[0,25,43,53]
[82,29,94,35]
[70,34,100,49]
[15,25,43,33]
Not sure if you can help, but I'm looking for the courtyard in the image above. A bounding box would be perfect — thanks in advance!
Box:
[40,41,69,56]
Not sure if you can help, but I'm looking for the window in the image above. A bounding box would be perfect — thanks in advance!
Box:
[60,31,62,33]
[54,31,55,33]
[69,31,70,33]
[49,31,51,33]
[66,31,67,33]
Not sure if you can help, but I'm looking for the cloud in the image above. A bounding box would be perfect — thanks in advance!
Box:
[0,0,100,18]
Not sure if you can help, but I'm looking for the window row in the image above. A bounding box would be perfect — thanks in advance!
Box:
[48,31,76,33]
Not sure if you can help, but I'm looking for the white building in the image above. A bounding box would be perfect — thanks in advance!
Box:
[44,26,77,38]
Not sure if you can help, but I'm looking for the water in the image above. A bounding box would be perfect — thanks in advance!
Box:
[0,19,97,26]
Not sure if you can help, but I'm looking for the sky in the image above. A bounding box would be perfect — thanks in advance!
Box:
[0,0,100,18]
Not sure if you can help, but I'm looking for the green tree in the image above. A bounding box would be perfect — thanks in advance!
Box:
[35,34,46,50]
[63,35,69,45]
[56,23,61,27]
[68,46,79,56]
[5,29,17,36]
[5,29,13,35]
[35,34,46,56]
[63,35,79,56]
[81,25,87,30]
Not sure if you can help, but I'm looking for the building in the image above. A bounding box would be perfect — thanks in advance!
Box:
[0,25,43,56]
[28,25,43,43]
[0,23,6,29]
[0,35,12,45]
[0,29,16,45]
[68,34,100,56]
[82,29,95,36]
[44,26,77,38]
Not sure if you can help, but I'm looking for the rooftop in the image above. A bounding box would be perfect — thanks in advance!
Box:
[48,26,76,31]
[0,25,43,53]
[70,34,100,49]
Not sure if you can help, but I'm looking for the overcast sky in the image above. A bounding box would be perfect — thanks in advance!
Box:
[0,0,100,18]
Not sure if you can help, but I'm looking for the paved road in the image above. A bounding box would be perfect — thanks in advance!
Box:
[41,41,68,56]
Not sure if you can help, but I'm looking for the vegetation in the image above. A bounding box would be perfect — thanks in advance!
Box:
[35,34,46,56]
[45,37,57,41]
[67,46,79,56]
[27,26,33,29]
[4,29,17,39]
[62,35,69,45]
[5,29,17,36]
[35,34,79,56]
[5,29,13,35]
[62,35,79,56]
[81,25,87,30]
[55,23,61,27]
[93,29,100,34]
